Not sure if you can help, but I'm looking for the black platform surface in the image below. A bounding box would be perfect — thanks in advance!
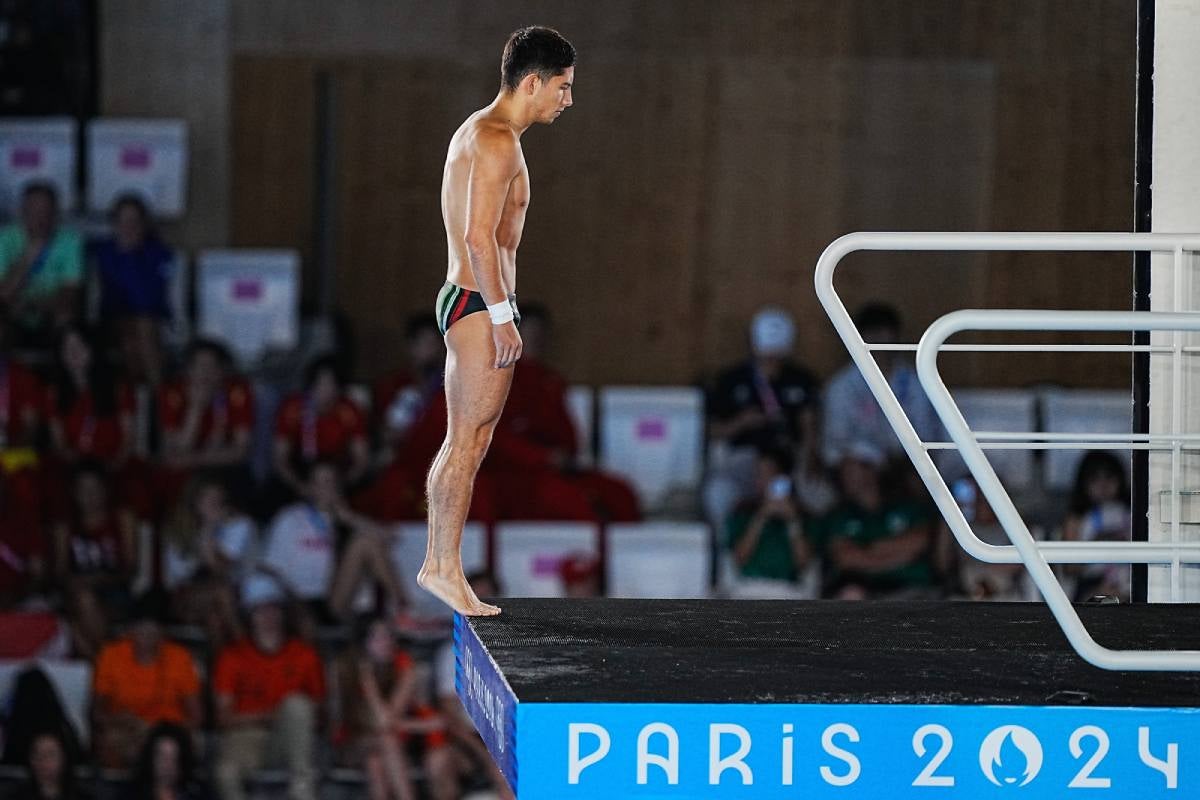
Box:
[465,598,1200,706]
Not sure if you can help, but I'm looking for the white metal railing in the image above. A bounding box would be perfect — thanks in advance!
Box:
[815,232,1200,672]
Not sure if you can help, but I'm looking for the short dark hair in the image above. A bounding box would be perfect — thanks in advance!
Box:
[853,302,901,334]
[303,353,344,390]
[501,26,575,92]
[184,337,233,369]
[757,445,795,476]
[21,180,58,209]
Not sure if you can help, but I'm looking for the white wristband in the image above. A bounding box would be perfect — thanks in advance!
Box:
[487,300,515,325]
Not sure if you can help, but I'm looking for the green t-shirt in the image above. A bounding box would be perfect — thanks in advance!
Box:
[726,509,803,582]
[813,500,934,589]
[0,223,84,301]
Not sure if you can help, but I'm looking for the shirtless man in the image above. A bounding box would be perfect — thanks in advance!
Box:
[418,27,575,616]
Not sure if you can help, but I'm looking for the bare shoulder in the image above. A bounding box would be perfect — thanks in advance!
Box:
[469,117,521,170]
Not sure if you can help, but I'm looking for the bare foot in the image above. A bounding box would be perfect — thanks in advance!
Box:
[418,564,501,616]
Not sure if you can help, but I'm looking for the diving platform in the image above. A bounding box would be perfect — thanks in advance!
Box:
[455,598,1200,799]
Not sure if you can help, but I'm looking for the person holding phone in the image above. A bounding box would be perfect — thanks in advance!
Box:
[724,446,813,598]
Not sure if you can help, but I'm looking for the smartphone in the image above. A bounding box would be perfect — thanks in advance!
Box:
[769,475,793,500]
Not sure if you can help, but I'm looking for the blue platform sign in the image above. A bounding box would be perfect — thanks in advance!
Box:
[509,702,1197,799]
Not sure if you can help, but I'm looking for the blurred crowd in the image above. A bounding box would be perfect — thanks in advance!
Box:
[0,182,1132,799]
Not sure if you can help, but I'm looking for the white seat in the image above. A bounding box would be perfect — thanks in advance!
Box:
[391,522,488,619]
[566,384,595,466]
[1039,389,1132,491]
[495,521,599,598]
[606,522,711,599]
[0,660,92,746]
[86,118,189,217]
[0,117,77,213]
[196,248,300,365]
[599,386,704,510]
[944,388,1038,490]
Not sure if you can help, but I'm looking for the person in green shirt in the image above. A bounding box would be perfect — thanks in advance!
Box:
[725,446,812,596]
[0,182,83,344]
[815,441,936,599]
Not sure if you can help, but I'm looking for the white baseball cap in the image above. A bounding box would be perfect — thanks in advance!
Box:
[751,307,796,356]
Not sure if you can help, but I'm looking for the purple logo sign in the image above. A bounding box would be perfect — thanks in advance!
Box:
[10,147,41,168]
[119,145,152,169]
[231,280,263,301]
[636,417,667,441]
[532,555,563,576]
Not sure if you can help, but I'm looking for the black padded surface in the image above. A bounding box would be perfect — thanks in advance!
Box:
[466,599,1200,706]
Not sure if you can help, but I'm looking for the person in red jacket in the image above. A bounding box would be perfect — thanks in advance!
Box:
[373,316,446,460]
[157,339,254,510]
[487,304,640,521]
[0,467,44,607]
[273,355,369,501]
[0,311,44,452]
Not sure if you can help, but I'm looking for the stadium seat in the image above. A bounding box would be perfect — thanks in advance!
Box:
[196,249,300,365]
[86,118,188,217]
[1039,388,1132,491]
[0,117,77,213]
[495,521,599,598]
[606,522,711,598]
[566,384,595,466]
[598,386,704,511]
[943,388,1039,490]
[390,522,488,620]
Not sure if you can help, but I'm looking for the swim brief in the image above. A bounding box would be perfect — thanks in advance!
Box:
[435,281,520,335]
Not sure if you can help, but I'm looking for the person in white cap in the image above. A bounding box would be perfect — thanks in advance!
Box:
[704,306,822,533]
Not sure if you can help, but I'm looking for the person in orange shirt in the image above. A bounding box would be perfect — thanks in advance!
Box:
[91,591,201,769]
[157,339,255,509]
[272,355,369,503]
[214,573,324,800]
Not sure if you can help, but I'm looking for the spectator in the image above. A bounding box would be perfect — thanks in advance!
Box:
[704,307,822,529]
[91,591,201,769]
[0,182,82,347]
[487,303,640,522]
[334,617,454,800]
[0,467,45,608]
[213,573,324,800]
[162,474,256,644]
[261,461,405,626]
[46,325,134,466]
[935,476,1027,601]
[272,355,369,504]
[91,193,173,387]
[724,446,814,599]
[390,304,638,523]
[0,666,84,769]
[373,315,446,458]
[129,722,209,800]
[432,573,513,800]
[1062,451,1131,602]
[7,729,85,800]
[157,339,254,508]
[815,442,936,599]
[0,309,45,451]
[51,462,138,658]
[822,302,942,468]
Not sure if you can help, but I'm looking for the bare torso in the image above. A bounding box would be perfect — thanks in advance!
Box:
[441,109,530,293]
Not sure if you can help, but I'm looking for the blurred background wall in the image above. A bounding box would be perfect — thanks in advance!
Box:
[98,0,1135,387]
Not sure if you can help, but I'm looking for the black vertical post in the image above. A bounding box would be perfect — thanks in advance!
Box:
[1131,0,1155,603]
[313,70,337,316]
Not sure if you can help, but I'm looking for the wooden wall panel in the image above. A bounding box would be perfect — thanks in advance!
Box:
[228,0,1135,388]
